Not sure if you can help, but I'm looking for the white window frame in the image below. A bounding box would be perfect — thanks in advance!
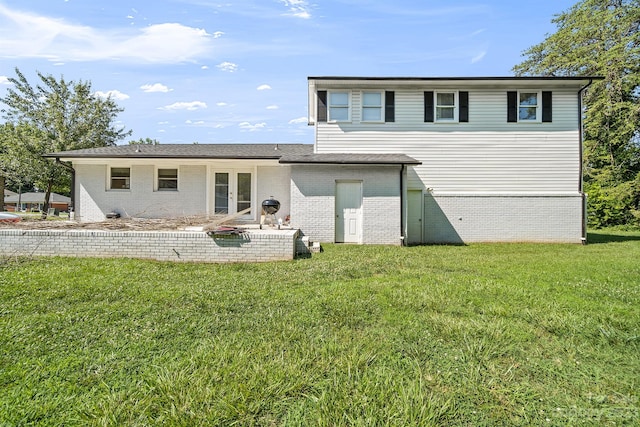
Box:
[108,167,131,191]
[360,90,384,123]
[435,91,459,122]
[518,91,541,122]
[155,167,179,192]
[328,91,351,122]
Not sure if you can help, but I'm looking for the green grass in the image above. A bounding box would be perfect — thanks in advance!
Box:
[1,231,639,426]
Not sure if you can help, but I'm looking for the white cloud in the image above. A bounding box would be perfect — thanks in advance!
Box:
[257,84,271,91]
[471,50,487,64]
[0,76,10,85]
[94,90,130,100]
[212,31,224,38]
[216,102,228,106]
[280,0,312,19]
[288,116,307,124]
[158,121,169,125]
[185,119,205,125]
[216,61,238,72]
[0,5,212,63]
[159,101,207,111]
[140,83,172,93]
[239,121,267,131]
[201,65,209,70]
[266,105,278,110]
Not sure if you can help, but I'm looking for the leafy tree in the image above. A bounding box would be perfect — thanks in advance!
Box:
[0,122,43,210]
[128,137,160,145]
[0,68,131,217]
[513,0,640,227]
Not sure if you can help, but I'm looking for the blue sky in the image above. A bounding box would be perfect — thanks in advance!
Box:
[0,0,576,145]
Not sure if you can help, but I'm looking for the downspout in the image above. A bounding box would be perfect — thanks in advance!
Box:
[578,79,594,244]
[400,164,406,246]
[55,158,75,216]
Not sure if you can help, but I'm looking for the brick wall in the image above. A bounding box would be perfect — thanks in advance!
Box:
[0,229,301,263]
[423,193,584,243]
[290,165,402,245]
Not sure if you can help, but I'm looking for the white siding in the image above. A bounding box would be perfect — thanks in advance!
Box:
[315,88,581,193]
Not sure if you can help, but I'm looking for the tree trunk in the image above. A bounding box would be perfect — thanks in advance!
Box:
[0,175,5,212]
[41,179,53,219]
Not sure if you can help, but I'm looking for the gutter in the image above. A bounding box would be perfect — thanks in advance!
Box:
[578,78,595,244]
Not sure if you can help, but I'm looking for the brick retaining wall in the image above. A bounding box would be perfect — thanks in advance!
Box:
[0,229,302,263]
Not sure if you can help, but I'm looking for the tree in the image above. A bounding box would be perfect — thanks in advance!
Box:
[513,0,640,227]
[128,137,160,145]
[0,68,131,217]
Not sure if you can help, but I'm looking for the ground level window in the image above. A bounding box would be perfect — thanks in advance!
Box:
[110,167,130,190]
[158,168,178,191]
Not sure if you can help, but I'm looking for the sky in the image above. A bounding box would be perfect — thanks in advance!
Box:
[0,0,578,145]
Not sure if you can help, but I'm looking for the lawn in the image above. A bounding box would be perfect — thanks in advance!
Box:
[1,231,639,426]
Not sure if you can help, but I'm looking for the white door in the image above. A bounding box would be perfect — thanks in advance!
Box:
[407,190,423,245]
[213,171,252,216]
[336,181,363,243]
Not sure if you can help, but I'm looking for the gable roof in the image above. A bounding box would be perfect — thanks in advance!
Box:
[46,144,314,160]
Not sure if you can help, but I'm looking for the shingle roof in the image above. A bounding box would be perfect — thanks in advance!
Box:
[4,192,71,204]
[279,153,421,165]
[46,144,314,159]
[45,144,420,166]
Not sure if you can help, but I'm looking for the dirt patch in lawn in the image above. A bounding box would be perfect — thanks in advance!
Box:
[0,215,216,231]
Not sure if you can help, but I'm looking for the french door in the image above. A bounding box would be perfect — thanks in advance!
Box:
[213,170,253,216]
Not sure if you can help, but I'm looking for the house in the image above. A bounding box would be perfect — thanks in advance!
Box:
[47,76,600,245]
[3,191,71,213]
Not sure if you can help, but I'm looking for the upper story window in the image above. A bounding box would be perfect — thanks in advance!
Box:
[436,92,457,121]
[328,91,350,122]
[110,167,130,190]
[425,91,469,123]
[518,92,539,121]
[317,90,395,123]
[361,91,383,122]
[157,168,178,191]
[508,91,552,123]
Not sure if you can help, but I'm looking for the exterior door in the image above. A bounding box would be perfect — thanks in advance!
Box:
[335,181,363,243]
[213,171,252,216]
[407,190,423,245]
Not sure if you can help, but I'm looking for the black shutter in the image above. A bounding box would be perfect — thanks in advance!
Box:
[385,91,395,122]
[542,91,552,122]
[424,91,434,122]
[459,91,469,122]
[507,91,517,122]
[317,90,327,122]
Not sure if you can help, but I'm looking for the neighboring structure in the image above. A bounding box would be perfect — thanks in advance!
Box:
[47,76,599,245]
[3,191,71,213]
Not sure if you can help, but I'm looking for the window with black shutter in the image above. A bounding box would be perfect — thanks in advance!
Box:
[385,91,395,122]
